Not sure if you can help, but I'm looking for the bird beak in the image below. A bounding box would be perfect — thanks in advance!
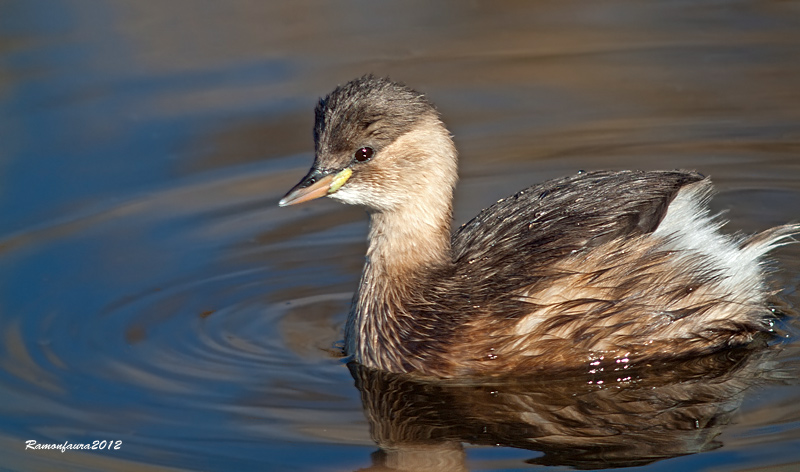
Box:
[279,167,352,207]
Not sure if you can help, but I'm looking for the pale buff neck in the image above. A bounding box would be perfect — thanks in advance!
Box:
[363,116,458,277]
[345,119,458,368]
[365,201,453,277]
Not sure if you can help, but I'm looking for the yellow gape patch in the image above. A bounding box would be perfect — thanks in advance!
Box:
[329,168,352,194]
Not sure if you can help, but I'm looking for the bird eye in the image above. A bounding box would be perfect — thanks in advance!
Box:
[354,147,374,162]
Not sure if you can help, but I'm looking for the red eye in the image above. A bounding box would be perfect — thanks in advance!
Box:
[354,147,374,162]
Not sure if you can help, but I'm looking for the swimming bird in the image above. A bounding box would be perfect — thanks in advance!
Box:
[280,75,797,378]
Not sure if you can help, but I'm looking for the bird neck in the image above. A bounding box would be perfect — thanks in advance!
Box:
[366,203,454,276]
[345,120,458,369]
[356,115,458,279]
[345,203,453,370]
[364,117,458,276]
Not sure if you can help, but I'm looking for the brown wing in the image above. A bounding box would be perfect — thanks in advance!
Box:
[450,170,705,301]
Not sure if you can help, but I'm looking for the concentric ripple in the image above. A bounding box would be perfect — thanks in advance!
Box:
[0,165,374,468]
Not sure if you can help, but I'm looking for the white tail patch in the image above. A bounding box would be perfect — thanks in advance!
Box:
[654,179,798,300]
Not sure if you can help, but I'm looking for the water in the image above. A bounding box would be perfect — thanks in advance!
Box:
[2,1,800,471]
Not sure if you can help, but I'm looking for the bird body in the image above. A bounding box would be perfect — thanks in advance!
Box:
[280,76,797,378]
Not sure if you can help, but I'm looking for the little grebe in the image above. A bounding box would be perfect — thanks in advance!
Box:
[280,75,798,378]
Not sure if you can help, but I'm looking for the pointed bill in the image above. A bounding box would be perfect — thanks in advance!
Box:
[279,168,352,206]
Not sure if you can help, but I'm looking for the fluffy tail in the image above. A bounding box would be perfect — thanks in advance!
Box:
[742,224,800,256]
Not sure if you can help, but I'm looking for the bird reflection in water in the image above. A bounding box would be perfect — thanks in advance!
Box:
[348,339,782,471]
